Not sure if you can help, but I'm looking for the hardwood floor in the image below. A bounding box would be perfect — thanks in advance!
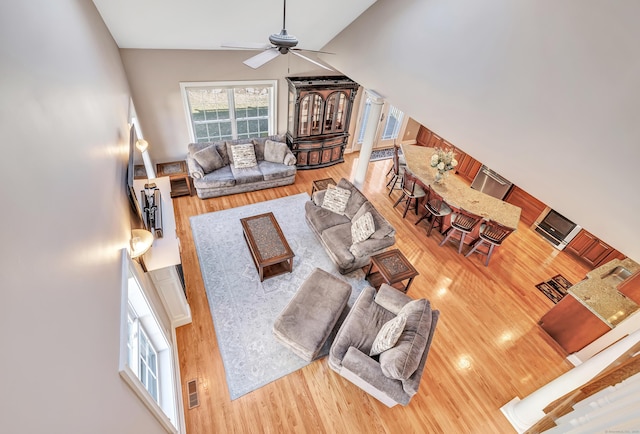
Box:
[173,153,591,434]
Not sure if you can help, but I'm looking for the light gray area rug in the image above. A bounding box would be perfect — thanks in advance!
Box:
[190,193,369,400]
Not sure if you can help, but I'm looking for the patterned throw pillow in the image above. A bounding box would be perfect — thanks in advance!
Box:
[370,314,407,356]
[231,143,257,169]
[321,185,351,215]
[351,211,376,244]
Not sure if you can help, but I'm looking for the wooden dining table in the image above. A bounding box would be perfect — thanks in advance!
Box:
[401,144,522,232]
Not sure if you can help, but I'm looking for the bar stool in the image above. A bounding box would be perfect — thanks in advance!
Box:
[439,208,483,254]
[465,220,515,266]
[385,144,406,177]
[415,187,452,236]
[386,146,405,196]
[393,170,427,218]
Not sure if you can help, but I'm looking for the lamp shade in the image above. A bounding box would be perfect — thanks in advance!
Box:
[135,139,149,152]
[130,228,154,258]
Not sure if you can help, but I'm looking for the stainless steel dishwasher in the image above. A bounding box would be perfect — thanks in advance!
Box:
[470,165,513,200]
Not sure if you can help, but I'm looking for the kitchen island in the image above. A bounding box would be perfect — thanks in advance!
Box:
[539,258,640,354]
[401,144,521,229]
[569,258,640,327]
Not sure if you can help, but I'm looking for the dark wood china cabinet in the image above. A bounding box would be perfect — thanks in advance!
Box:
[286,76,359,169]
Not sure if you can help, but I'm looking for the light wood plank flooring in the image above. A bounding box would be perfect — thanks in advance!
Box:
[172,153,591,433]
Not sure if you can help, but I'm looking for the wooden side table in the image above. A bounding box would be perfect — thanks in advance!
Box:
[156,161,192,198]
[365,249,419,293]
[311,177,337,195]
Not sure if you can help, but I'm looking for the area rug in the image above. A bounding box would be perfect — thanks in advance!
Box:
[535,274,573,304]
[369,147,402,161]
[190,193,369,400]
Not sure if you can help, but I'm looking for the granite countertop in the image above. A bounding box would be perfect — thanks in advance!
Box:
[401,144,521,228]
[568,258,640,327]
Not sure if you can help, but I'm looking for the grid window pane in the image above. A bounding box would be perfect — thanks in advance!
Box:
[382,106,404,140]
[185,83,273,142]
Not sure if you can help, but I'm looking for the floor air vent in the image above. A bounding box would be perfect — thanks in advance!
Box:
[187,379,199,409]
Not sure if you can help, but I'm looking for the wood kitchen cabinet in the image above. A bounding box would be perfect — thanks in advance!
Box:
[565,229,625,269]
[618,271,640,304]
[539,295,611,353]
[416,125,432,146]
[455,151,482,183]
[504,186,547,226]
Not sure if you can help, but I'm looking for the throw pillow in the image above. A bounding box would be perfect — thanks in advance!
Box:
[351,211,376,244]
[321,185,352,215]
[231,143,257,169]
[369,314,407,356]
[379,299,432,381]
[193,145,224,174]
[264,139,289,164]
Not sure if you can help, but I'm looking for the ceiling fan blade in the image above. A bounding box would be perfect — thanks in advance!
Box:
[290,50,334,71]
[221,41,271,50]
[292,48,335,55]
[243,48,281,69]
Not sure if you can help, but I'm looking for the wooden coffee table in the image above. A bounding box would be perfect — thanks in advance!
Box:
[311,177,337,195]
[240,212,294,282]
[365,249,419,293]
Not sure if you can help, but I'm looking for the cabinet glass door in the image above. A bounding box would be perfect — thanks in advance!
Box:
[324,91,347,134]
[298,93,323,137]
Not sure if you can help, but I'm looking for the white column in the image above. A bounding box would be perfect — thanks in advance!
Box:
[353,90,384,189]
[500,328,640,433]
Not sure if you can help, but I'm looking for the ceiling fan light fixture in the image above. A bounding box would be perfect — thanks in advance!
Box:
[268,30,298,49]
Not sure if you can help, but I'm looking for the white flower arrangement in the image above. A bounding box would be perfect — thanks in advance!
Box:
[430,148,458,177]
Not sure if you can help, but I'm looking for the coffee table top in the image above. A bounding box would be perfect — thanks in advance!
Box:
[240,212,293,264]
[312,177,337,191]
[371,249,418,285]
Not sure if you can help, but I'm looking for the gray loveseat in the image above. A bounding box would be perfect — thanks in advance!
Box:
[186,135,297,199]
[329,284,439,407]
[305,178,396,274]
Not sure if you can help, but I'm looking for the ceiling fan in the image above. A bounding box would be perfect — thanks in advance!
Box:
[222,0,333,70]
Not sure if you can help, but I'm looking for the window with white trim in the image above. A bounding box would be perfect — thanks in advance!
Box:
[381,105,404,140]
[119,251,179,433]
[128,304,159,402]
[181,80,277,142]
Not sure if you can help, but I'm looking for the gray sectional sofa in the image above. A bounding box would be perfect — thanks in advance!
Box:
[186,135,297,199]
[305,178,396,274]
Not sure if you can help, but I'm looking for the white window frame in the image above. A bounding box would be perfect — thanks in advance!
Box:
[381,105,404,140]
[119,250,180,434]
[180,80,277,143]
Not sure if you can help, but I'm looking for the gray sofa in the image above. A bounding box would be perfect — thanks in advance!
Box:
[305,178,396,274]
[186,135,297,199]
[329,284,439,407]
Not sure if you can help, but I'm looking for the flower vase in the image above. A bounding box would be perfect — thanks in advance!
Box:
[434,170,444,184]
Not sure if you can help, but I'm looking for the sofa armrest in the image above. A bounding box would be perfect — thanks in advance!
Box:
[349,236,396,259]
[375,284,412,315]
[311,189,326,207]
[186,155,204,179]
[284,149,297,166]
[341,346,408,406]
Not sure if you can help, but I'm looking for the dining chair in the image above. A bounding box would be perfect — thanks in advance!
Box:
[386,146,405,196]
[393,170,427,218]
[439,208,483,253]
[385,144,406,177]
[415,187,452,236]
[465,220,515,266]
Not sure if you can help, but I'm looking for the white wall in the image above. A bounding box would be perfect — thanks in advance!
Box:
[0,1,166,433]
[119,49,334,163]
[322,0,640,262]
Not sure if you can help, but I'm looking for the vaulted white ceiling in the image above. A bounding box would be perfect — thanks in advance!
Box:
[92,0,377,51]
